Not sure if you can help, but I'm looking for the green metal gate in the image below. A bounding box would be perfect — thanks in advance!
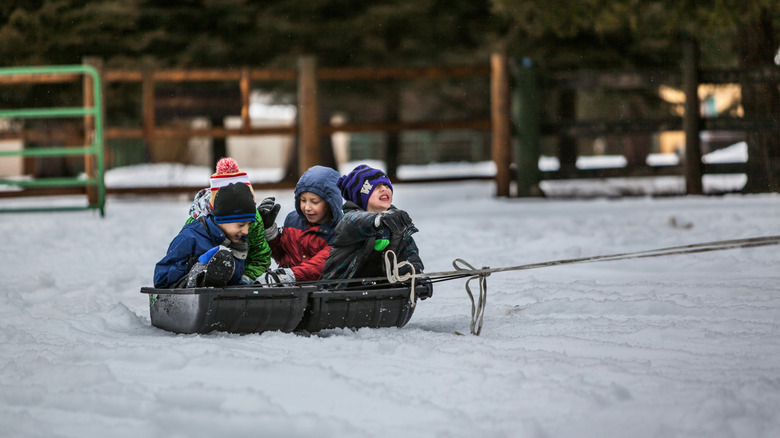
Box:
[0,64,105,216]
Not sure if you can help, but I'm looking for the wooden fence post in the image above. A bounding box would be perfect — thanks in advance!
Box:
[491,52,511,197]
[82,57,103,206]
[240,67,251,134]
[682,38,704,195]
[142,70,155,157]
[298,56,319,176]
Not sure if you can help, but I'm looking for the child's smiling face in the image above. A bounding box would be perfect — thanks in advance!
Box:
[299,192,331,225]
[366,183,392,213]
[218,221,252,243]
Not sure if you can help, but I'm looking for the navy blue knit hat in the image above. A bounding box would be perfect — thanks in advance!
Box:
[211,182,257,223]
[337,164,393,210]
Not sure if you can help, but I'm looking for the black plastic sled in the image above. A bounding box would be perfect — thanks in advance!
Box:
[140,284,422,335]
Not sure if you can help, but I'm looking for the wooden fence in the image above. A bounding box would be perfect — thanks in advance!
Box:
[523,40,780,195]
[98,57,496,192]
[0,57,496,196]
[2,44,778,199]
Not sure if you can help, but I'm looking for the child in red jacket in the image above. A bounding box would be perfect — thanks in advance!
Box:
[256,165,343,284]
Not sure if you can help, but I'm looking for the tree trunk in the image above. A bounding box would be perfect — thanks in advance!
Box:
[738,8,780,193]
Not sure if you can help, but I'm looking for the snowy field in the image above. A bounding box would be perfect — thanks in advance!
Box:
[2,156,780,437]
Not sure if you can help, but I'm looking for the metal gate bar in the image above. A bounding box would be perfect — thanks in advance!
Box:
[0,64,105,216]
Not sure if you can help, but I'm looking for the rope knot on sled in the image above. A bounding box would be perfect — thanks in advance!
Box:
[384,250,419,307]
[384,250,490,335]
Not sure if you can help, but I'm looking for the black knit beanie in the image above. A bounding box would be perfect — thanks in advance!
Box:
[211,182,257,223]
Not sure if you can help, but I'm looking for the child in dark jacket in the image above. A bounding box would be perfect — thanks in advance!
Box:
[320,164,431,299]
[186,157,271,283]
[255,165,343,284]
[154,182,257,289]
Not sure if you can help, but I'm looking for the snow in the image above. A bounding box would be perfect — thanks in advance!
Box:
[2,153,780,438]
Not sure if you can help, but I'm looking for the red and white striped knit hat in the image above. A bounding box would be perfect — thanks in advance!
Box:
[209,157,254,207]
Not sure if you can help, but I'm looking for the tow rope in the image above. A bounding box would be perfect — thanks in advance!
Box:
[381,234,780,335]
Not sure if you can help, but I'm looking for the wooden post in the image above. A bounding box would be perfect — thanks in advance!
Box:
[512,58,541,197]
[682,38,704,195]
[82,57,103,206]
[142,70,155,156]
[297,56,319,176]
[491,52,511,197]
[240,67,251,134]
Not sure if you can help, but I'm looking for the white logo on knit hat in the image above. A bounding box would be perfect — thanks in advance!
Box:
[360,180,373,194]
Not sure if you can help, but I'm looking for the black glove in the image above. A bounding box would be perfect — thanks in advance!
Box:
[257,197,281,230]
[416,277,433,300]
[376,209,416,235]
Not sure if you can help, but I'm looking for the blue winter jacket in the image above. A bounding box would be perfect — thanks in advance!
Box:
[154,215,247,288]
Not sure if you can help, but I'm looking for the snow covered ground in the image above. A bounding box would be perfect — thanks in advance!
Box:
[2,152,780,437]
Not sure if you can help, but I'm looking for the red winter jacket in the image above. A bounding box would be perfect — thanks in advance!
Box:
[268,165,343,281]
[268,222,334,281]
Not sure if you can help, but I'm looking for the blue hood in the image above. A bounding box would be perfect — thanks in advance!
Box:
[294,165,344,223]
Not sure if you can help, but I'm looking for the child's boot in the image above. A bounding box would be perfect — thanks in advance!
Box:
[184,262,208,288]
[202,248,235,287]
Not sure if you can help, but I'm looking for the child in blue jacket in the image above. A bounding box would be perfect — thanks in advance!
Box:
[154,182,257,288]
[186,157,272,283]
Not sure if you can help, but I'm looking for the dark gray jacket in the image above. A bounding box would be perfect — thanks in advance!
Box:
[319,201,423,287]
